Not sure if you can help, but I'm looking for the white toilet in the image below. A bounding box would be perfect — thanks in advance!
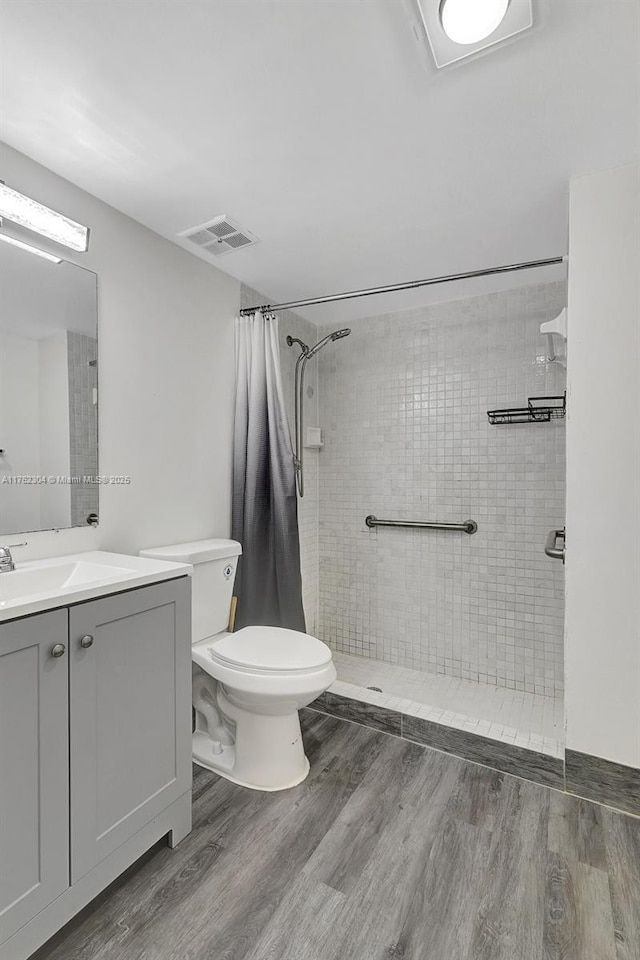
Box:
[140,539,336,791]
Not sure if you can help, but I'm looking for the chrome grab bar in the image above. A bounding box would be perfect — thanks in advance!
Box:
[365,515,478,535]
[545,527,566,563]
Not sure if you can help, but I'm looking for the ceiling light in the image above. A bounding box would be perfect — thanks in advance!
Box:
[0,232,63,263]
[0,182,89,252]
[415,0,533,69]
[440,0,509,45]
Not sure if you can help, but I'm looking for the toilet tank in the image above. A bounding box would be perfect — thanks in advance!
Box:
[139,539,242,643]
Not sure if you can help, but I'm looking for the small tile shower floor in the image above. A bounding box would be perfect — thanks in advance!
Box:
[330,652,564,759]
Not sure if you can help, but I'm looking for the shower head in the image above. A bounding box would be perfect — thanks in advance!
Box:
[306,327,351,358]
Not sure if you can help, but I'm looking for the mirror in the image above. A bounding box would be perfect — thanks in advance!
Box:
[0,241,98,536]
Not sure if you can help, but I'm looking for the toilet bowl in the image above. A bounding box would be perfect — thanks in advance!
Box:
[192,625,335,789]
[140,539,336,791]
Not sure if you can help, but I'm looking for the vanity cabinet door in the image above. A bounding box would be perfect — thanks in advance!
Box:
[0,610,69,944]
[69,578,191,881]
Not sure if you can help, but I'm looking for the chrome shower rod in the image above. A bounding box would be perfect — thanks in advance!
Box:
[239,256,566,316]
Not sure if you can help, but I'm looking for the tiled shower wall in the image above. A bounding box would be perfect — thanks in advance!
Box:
[317,282,567,697]
[240,286,319,633]
[67,332,98,526]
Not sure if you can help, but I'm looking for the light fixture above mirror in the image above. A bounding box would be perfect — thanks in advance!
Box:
[0,182,90,252]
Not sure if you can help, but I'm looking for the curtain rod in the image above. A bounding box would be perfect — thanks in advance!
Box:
[239,256,566,316]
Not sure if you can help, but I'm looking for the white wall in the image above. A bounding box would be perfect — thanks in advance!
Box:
[565,162,640,768]
[0,142,240,558]
[0,332,41,533]
[38,331,71,529]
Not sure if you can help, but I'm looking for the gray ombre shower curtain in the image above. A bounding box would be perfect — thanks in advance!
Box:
[231,312,306,632]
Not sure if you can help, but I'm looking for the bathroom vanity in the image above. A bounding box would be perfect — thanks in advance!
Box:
[0,552,193,960]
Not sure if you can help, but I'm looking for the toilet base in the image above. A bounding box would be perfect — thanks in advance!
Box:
[192,732,310,791]
[191,699,312,792]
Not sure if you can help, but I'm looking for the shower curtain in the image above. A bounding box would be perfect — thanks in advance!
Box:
[231,311,306,632]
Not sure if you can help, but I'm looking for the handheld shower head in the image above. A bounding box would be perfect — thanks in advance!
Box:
[306,328,352,358]
[286,325,351,498]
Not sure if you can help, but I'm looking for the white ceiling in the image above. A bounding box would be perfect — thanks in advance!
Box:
[0,0,638,323]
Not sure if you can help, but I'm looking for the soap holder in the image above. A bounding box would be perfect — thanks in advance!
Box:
[304,426,323,449]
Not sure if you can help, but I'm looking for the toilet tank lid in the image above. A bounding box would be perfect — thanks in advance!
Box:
[139,538,242,564]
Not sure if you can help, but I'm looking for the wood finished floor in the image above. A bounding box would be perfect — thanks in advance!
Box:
[35,710,640,960]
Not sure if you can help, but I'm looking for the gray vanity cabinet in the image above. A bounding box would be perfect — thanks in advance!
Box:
[70,579,192,880]
[0,610,70,945]
[0,576,192,960]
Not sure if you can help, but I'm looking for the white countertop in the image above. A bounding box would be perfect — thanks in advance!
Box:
[0,551,192,622]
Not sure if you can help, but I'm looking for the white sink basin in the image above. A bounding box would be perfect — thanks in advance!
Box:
[0,551,192,620]
[0,559,137,603]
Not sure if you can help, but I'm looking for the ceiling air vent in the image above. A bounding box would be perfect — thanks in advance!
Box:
[179,216,258,258]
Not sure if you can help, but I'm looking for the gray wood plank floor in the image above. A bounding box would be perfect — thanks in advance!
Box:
[34,711,640,960]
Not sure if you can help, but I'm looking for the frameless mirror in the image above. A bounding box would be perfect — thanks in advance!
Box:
[0,240,98,536]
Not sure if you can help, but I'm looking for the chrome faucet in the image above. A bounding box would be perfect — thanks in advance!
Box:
[0,542,27,573]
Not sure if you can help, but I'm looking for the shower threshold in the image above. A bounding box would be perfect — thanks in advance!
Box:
[328,652,563,760]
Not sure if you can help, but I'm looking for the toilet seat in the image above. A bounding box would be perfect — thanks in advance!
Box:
[209,625,332,674]
[192,626,336,699]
